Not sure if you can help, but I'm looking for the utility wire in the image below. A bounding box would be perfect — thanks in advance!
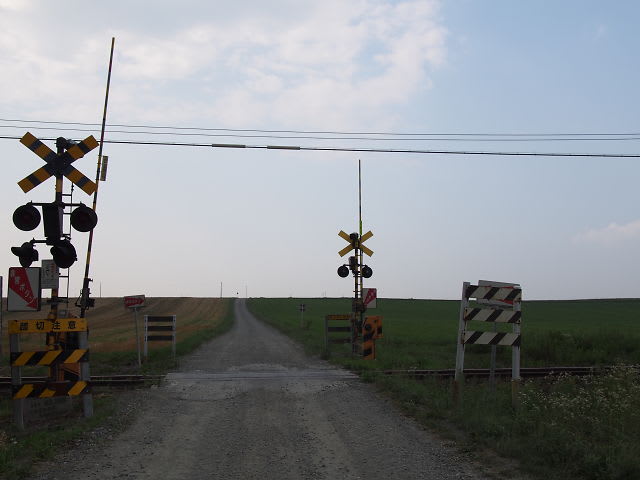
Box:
[1,135,638,158]
[1,117,639,139]
[1,124,638,142]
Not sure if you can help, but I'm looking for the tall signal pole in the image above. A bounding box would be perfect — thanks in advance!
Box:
[80,37,115,318]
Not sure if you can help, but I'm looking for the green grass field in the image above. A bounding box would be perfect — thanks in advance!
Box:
[248,297,640,370]
[248,297,640,480]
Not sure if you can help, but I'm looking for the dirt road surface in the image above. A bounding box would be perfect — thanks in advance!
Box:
[30,299,491,480]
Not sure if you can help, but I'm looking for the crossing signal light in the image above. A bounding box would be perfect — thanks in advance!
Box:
[11,242,39,267]
[362,265,373,278]
[42,203,63,241]
[70,204,97,232]
[50,239,77,269]
[337,265,349,278]
[13,203,41,231]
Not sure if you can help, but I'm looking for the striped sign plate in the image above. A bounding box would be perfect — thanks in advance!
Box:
[465,285,522,302]
[463,331,521,347]
[327,326,351,333]
[10,349,88,366]
[463,308,521,324]
[13,381,90,399]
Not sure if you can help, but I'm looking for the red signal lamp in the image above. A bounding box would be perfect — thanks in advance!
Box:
[13,203,41,231]
[70,204,98,232]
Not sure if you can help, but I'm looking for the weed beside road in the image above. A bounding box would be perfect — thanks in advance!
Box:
[248,297,640,480]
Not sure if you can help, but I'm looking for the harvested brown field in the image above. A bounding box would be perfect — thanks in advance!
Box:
[0,297,229,374]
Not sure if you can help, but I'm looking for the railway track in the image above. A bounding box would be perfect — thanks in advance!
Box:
[0,374,164,389]
[0,366,635,390]
[380,365,639,379]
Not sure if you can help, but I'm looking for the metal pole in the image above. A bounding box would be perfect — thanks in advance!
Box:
[48,146,64,383]
[80,37,115,319]
[172,315,177,365]
[134,307,141,369]
[512,298,522,407]
[0,276,3,358]
[143,315,148,358]
[358,160,363,306]
[324,316,329,355]
[454,282,469,405]
[358,159,362,237]
[357,161,365,353]
[489,322,497,391]
[10,333,24,429]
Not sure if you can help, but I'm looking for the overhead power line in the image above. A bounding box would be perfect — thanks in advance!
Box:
[1,117,639,140]
[1,124,639,142]
[1,135,638,158]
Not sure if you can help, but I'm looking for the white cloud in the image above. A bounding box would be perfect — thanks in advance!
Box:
[0,0,31,11]
[574,219,640,245]
[0,0,447,130]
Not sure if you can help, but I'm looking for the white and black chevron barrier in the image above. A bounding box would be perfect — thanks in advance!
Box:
[455,281,522,387]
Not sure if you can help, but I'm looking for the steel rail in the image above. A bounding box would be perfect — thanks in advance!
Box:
[0,374,164,389]
[0,366,636,389]
[380,365,639,379]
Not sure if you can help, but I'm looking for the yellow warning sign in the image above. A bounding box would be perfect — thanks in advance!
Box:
[9,318,87,334]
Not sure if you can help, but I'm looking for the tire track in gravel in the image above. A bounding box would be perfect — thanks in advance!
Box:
[29,299,492,480]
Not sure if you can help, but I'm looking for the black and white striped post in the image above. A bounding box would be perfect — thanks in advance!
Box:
[454,281,522,406]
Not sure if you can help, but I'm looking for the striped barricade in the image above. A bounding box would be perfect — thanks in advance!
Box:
[13,381,90,400]
[11,349,89,366]
[9,316,92,428]
[144,315,176,360]
[324,314,354,355]
[455,281,522,388]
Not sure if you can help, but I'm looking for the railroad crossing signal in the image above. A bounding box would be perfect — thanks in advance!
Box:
[11,242,39,268]
[18,132,98,195]
[11,134,100,269]
[337,230,374,279]
[338,230,373,257]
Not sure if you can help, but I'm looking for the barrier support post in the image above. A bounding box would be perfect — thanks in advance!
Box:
[454,282,469,406]
[10,333,24,429]
[511,299,522,408]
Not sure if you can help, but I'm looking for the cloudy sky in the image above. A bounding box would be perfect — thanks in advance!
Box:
[1,0,639,300]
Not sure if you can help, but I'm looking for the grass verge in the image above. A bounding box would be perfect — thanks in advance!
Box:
[248,297,640,480]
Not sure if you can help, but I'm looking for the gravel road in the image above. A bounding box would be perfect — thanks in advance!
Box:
[30,299,492,480]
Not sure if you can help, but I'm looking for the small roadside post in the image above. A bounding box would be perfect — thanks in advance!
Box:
[124,295,145,368]
[0,276,3,358]
[299,303,306,328]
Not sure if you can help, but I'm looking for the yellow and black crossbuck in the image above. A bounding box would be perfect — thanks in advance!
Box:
[18,132,98,195]
[338,230,374,257]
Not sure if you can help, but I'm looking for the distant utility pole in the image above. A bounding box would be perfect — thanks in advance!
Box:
[220,282,222,298]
